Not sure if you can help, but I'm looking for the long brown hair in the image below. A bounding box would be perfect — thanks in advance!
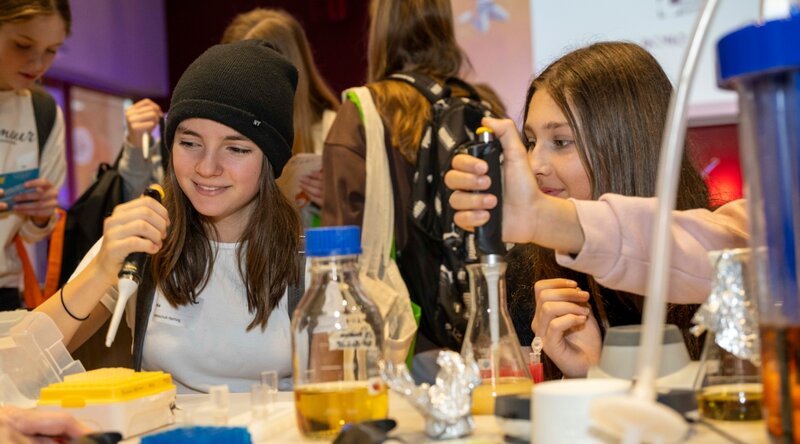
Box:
[510,42,709,377]
[220,8,272,44]
[0,0,71,33]
[152,150,301,331]
[365,0,504,163]
[243,9,340,155]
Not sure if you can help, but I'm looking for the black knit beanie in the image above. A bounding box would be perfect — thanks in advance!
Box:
[165,40,298,178]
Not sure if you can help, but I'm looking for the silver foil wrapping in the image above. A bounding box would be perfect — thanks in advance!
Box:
[691,248,760,364]
[382,350,481,439]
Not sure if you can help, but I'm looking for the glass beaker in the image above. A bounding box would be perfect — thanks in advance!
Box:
[462,261,531,415]
[718,11,800,441]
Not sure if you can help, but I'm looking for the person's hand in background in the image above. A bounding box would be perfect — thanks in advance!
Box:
[4,178,60,227]
[125,99,163,150]
[299,169,324,207]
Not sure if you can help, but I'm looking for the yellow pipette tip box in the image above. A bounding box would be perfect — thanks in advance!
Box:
[38,368,176,437]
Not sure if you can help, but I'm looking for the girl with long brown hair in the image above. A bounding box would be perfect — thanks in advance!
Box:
[38,40,303,393]
[450,41,721,379]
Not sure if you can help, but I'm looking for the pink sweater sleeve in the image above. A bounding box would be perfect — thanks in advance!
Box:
[554,195,749,303]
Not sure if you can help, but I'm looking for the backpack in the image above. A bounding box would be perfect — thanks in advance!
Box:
[387,72,496,351]
[31,86,57,154]
[57,157,125,287]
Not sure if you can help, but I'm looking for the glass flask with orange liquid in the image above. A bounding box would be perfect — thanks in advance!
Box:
[291,226,388,439]
[462,261,532,415]
[459,127,532,415]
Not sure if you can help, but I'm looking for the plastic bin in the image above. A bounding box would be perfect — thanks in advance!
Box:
[0,310,85,407]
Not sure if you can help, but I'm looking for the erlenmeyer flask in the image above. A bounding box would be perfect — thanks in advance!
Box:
[462,261,531,415]
[693,248,762,422]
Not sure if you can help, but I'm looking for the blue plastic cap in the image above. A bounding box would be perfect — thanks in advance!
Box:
[717,11,800,88]
[141,426,251,444]
[305,226,362,257]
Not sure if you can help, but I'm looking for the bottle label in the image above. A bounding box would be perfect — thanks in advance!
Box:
[328,312,376,351]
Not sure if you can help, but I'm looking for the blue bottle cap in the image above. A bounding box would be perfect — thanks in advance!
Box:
[305,226,362,257]
[717,10,800,88]
[141,426,251,444]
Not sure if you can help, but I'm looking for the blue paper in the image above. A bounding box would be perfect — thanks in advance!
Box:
[0,168,39,209]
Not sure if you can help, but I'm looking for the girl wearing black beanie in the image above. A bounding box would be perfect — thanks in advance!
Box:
[38,40,304,394]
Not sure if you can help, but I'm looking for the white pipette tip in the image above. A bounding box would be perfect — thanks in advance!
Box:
[105,277,139,347]
[142,133,150,160]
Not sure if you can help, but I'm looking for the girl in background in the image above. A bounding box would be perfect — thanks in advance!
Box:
[321,0,505,351]
[0,0,69,310]
[240,8,339,222]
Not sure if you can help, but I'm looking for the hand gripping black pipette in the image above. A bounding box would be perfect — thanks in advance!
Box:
[105,184,165,347]
[461,126,505,348]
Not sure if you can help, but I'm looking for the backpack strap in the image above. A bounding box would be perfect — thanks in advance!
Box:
[387,72,449,104]
[444,77,482,102]
[133,260,156,371]
[30,86,57,158]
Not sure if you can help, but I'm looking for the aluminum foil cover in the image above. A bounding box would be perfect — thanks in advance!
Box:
[691,248,760,363]
[382,350,481,439]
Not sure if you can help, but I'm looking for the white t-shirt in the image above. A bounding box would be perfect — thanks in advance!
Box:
[75,240,293,394]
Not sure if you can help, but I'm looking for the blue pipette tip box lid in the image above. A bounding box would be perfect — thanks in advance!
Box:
[305,225,361,257]
[141,426,251,444]
[717,9,800,87]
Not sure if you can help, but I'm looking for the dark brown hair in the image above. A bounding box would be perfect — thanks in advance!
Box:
[242,9,340,155]
[152,150,301,331]
[510,42,708,378]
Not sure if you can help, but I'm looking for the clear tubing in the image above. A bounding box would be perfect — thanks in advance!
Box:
[632,0,721,402]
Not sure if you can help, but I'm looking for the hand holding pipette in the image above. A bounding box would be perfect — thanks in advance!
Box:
[105,184,165,347]
[125,98,163,161]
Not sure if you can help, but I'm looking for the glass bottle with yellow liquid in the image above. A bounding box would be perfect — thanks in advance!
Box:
[291,226,388,439]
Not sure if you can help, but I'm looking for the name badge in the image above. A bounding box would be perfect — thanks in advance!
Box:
[153,296,203,329]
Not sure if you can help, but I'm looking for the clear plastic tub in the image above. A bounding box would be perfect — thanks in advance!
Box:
[0,310,85,407]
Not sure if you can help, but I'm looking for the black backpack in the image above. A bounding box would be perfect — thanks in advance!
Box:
[387,72,496,351]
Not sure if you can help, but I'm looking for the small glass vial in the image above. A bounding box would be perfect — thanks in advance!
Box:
[529,337,545,384]
[291,226,388,438]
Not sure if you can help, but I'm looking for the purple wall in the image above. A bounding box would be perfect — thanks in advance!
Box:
[47,0,170,98]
